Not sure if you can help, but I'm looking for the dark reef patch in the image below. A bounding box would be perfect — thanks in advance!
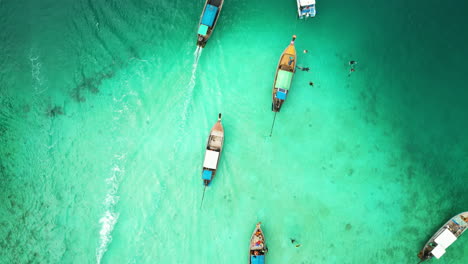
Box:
[46,106,64,117]
[70,68,116,102]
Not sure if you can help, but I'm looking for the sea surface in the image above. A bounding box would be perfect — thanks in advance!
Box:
[1,0,467,263]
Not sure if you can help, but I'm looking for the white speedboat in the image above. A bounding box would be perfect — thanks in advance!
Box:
[296,0,316,19]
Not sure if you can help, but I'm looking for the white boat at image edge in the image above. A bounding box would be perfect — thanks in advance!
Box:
[296,0,316,19]
[418,212,468,262]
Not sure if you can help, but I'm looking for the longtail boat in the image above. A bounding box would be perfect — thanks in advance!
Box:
[418,212,468,262]
[249,222,267,264]
[272,35,297,112]
[197,0,224,48]
[201,113,224,186]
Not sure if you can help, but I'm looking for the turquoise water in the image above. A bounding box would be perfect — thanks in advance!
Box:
[1,0,467,263]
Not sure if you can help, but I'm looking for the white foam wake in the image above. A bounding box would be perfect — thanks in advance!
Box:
[29,50,48,95]
[95,162,123,264]
[179,47,203,124]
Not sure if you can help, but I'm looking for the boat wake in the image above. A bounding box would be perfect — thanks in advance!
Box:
[179,47,203,124]
[29,51,48,95]
[95,161,124,264]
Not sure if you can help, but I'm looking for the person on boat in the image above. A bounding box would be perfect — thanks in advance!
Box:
[288,56,295,66]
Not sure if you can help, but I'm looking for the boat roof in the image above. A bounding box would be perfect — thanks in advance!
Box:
[250,255,265,264]
[203,150,219,169]
[275,70,293,90]
[201,5,218,27]
[299,0,316,6]
[431,245,446,259]
[434,229,457,248]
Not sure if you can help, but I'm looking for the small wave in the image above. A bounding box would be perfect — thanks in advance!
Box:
[95,165,123,264]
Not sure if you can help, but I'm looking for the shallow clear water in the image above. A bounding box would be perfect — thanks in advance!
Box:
[1,0,467,263]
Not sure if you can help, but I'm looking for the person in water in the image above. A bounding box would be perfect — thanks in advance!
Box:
[309,81,314,86]
[349,60,357,65]
[290,238,302,247]
[296,66,310,72]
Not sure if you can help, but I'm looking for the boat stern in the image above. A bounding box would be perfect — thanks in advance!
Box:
[202,169,213,186]
[197,24,209,47]
[297,0,316,19]
[197,36,207,48]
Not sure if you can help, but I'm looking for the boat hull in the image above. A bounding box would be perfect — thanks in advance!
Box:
[272,36,297,112]
[418,212,468,261]
[201,113,224,186]
[197,0,224,48]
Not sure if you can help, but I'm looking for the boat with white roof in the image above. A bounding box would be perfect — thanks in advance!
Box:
[417,212,468,262]
[201,113,224,186]
[296,0,316,19]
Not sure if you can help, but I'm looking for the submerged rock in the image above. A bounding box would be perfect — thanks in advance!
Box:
[46,106,64,117]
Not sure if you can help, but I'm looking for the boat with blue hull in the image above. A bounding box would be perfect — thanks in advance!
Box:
[418,212,468,262]
[197,0,224,48]
[296,0,316,19]
[272,35,297,112]
[201,113,224,186]
[249,222,267,264]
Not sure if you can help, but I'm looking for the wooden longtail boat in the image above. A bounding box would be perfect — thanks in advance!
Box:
[201,113,224,186]
[272,35,297,112]
[197,0,224,48]
[249,222,267,264]
[418,212,468,262]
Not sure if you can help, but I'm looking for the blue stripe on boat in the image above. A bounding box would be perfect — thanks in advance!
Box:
[250,255,265,264]
[202,170,213,180]
[276,91,287,100]
[201,5,218,27]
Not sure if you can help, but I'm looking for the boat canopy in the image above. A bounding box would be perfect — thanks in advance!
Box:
[198,24,209,35]
[299,0,316,6]
[275,70,293,90]
[276,90,287,100]
[434,229,457,248]
[202,170,213,180]
[201,5,218,27]
[250,255,265,264]
[203,150,219,169]
[431,245,446,259]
